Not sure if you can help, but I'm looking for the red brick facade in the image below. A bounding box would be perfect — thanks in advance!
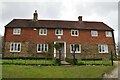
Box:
[5,28,115,45]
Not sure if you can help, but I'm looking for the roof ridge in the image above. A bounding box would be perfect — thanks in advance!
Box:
[13,19,104,23]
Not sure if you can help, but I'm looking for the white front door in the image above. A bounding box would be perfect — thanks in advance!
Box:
[54,41,66,59]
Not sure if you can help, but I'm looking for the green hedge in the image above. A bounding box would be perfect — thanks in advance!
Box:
[2,57,53,60]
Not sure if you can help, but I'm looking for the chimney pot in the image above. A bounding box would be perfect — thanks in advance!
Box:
[33,10,38,21]
[78,16,82,21]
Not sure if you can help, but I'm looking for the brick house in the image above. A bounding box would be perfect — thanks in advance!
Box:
[3,10,116,60]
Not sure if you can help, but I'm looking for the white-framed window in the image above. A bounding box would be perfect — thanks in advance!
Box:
[37,44,48,52]
[55,29,63,35]
[10,42,21,52]
[70,44,81,53]
[39,29,47,35]
[91,30,98,37]
[71,30,79,36]
[106,31,112,37]
[98,44,108,53]
[13,28,21,35]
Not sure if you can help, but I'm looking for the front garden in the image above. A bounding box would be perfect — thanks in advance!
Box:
[1,57,117,78]
[2,64,115,78]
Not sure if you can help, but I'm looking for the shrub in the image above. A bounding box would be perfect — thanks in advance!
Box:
[65,58,77,65]
[53,58,61,66]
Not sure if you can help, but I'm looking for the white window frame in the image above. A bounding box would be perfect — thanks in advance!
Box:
[39,29,47,35]
[10,42,21,52]
[70,44,81,53]
[98,44,108,53]
[105,31,112,37]
[71,29,79,36]
[37,44,48,52]
[91,30,98,37]
[13,28,21,35]
[55,29,63,35]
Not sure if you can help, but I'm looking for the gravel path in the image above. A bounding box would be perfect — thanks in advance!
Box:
[103,61,119,79]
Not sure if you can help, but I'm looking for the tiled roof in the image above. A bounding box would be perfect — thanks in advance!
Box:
[5,19,113,30]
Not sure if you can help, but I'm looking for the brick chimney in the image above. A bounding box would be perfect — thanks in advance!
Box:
[33,10,38,21]
[78,16,82,21]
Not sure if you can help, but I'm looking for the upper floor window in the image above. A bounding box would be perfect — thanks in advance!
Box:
[39,29,47,35]
[13,28,21,35]
[98,44,108,53]
[55,29,63,35]
[91,30,98,37]
[70,44,81,53]
[10,42,21,52]
[37,44,48,52]
[106,31,112,37]
[71,30,79,36]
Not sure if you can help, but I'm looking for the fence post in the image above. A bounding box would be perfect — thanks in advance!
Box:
[110,51,113,66]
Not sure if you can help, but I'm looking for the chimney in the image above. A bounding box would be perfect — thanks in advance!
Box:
[78,16,82,21]
[33,10,38,21]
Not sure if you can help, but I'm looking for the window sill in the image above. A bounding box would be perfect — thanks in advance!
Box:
[39,34,47,36]
[99,52,108,53]
[56,34,63,36]
[91,36,98,37]
[13,34,21,35]
[10,51,21,53]
[71,35,79,36]
[37,51,48,53]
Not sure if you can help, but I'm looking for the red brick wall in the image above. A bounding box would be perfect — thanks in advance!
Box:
[5,27,115,45]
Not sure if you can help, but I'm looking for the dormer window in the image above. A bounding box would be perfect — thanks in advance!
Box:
[13,28,21,35]
[71,29,79,36]
[39,29,47,35]
[55,29,63,35]
[91,30,98,37]
[106,31,112,37]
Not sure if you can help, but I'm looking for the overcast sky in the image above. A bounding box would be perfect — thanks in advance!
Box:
[0,0,119,44]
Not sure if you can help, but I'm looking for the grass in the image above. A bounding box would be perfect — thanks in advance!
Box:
[2,64,115,78]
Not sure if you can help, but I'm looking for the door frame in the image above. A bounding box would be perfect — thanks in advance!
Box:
[54,41,66,58]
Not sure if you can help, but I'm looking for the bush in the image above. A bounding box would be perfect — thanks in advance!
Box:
[53,58,61,66]
[66,58,77,65]
[2,57,52,60]
[112,56,118,61]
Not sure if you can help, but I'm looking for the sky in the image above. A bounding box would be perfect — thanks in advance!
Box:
[0,0,119,44]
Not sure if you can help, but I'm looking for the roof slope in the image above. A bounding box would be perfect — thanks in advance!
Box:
[5,19,113,30]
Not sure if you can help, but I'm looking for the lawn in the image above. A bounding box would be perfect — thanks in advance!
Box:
[2,64,115,78]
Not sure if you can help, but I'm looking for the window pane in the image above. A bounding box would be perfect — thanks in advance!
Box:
[75,31,78,35]
[14,43,17,51]
[18,43,20,51]
[44,44,47,51]
[38,44,40,51]
[56,30,59,34]
[72,31,74,35]
[11,43,14,51]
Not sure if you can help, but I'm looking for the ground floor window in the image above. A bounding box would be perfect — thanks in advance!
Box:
[10,42,21,52]
[70,44,81,53]
[37,44,48,52]
[98,44,108,53]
